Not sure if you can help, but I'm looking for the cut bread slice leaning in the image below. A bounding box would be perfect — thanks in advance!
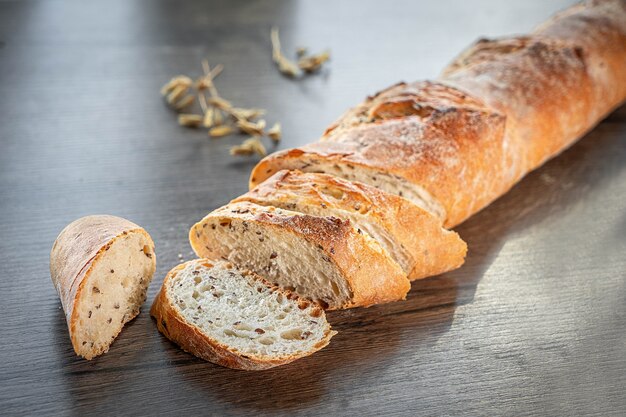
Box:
[151,259,336,370]
[50,215,156,360]
[189,201,409,310]
[234,170,467,281]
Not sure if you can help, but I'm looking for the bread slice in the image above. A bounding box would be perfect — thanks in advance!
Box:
[151,259,336,370]
[189,201,409,310]
[50,215,156,360]
[234,170,467,281]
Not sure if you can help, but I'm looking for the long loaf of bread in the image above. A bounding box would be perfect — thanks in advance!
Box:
[190,0,626,309]
[250,0,626,227]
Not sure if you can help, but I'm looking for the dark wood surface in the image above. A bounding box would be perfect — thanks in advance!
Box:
[1,0,625,415]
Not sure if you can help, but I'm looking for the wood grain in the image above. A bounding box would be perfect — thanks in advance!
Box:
[0,0,625,415]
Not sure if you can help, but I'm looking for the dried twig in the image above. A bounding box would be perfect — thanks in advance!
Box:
[199,60,222,98]
[208,96,232,110]
[271,27,301,77]
[198,92,208,113]
[271,27,331,77]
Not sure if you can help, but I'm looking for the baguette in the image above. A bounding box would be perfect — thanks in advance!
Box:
[234,170,467,281]
[151,259,336,370]
[165,1,626,368]
[250,0,626,227]
[189,201,409,309]
[50,215,156,359]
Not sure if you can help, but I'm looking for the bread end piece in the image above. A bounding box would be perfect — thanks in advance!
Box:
[50,215,156,360]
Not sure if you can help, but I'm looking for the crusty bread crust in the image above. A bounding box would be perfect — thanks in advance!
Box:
[189,202,410,309]
[236,170,467,281]
[442,0,626,196]
[440,0,626,222]
[249,81,507,227]
[250,0,626,228]
[50,215,156,359]
[150,260,336,370]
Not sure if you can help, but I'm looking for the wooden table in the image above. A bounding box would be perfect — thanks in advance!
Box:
[1,0,625,415]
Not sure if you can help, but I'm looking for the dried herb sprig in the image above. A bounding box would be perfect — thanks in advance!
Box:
[271,27,331,78]
[198,61,223,98]
[161,59,282,157]
[271,27,301,78]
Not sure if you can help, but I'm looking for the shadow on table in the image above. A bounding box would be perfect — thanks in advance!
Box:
[163,288,459,413]
[51,307,168,415]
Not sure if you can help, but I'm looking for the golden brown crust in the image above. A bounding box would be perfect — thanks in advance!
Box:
[251,1,626,228]
[443,36,599,175]
[49,215,155,359]
[536,0,626,111]
[235,170,467,281]
[150,260,336,370]
[189,202,410,309]
[249,81,507,227]
[440,0,626,217]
